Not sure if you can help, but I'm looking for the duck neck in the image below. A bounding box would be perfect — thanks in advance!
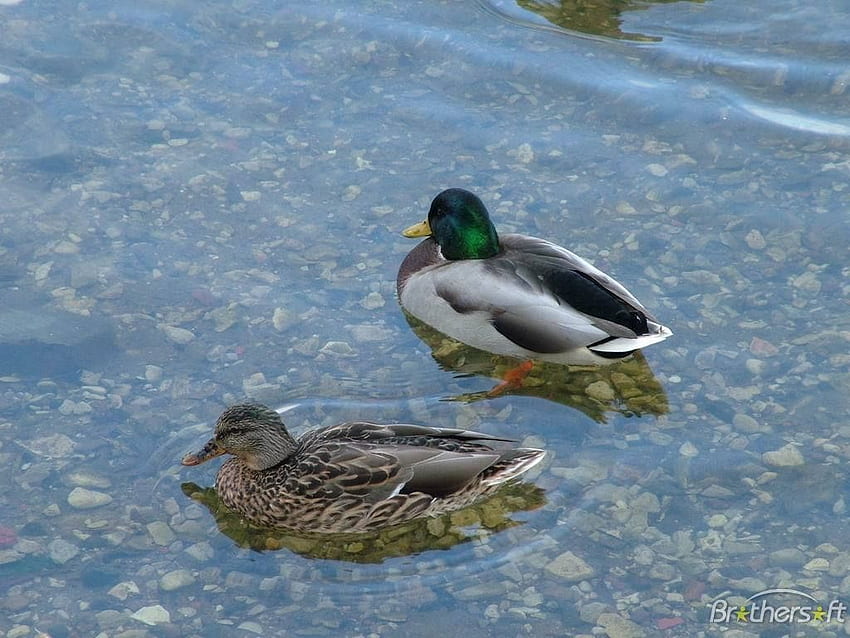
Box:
[440,220,500,260]
[244,428,298,471]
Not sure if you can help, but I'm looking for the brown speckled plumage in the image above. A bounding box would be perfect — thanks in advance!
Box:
[182,403,546,533]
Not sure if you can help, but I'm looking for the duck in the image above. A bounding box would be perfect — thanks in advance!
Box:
[181,403,546,533]
[397,188,672,366]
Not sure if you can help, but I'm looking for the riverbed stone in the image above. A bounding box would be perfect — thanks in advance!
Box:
[545,551,595,582]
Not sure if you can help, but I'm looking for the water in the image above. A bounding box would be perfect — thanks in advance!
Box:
[1,0,849,634]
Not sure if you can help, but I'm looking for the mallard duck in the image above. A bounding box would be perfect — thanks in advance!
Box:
[181,403,546,533]
[397,188,672,366]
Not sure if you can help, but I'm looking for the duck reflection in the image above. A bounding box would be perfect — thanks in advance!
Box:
[180,481,546,563]
[404,312,669,423]
[479,0,706,42]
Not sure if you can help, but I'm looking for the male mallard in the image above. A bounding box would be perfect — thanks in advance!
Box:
[397,188,672,366]
[181,403,546,533]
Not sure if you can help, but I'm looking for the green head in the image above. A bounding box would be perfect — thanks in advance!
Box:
[404,188,500,260]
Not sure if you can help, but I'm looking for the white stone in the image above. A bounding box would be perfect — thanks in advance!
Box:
[67,487,112,509]
[745,229,766,250]
[679,441,699,457]
[160,569,196,591]
[66,471,111,489]
[185,541,214,561]
[359,291,385,310]
[20,433,76,457]
[159,324,195,344]
[131,604,171,625]
[237,622,264,634]
[319,341,355,357]
[545,551,594,582]
[48,539,79,564]
[108,581,140,600]
[146,521,176,546]
[762,444,804,467]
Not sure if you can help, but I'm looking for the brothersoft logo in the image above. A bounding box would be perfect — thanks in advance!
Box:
[709,589,847,625]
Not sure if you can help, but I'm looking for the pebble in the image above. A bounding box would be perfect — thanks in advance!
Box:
[454,581,507,600]
[761,444,804,467]
[144,365,163,382]
[745,358,766,376]
[579,601,610,624]
[21,433,76,457]
[160,569,196,591]
[828,553,850,576]
[633,545,655,565]
[596,612,645,638]
[733,414,763,433]
[359,291,385,310]
[147,521,176,546]
[545,551,595,582]
[648,563,677,581]
[319,340,356,357]
[585,380,615,401]
[238,622,265,634]
[341,185,361,201]
[514,142,534,164]
[744,229,766,249]
[48,539,80,564]
[131,604,171,625]
[58,399,93,415]
[67,487,113,509]
[728,576,767,592]
[768,548,806,567]
[550,462,609,484]
[95,610,125,628]
[225,571,256,588]
[183,504,206,520]
[185,541,214,561]
[678,441,699,457]
[791,270,821,294]
[159,324,195,344]
[349,324,393,342]
[803,557,829,571]
[7,626,30,638]
[749,337,779,356]
[108,581,141,601]
[67,471,112,489]
[272,307,292,331]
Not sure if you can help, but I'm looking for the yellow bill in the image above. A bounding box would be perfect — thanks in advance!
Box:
[402,220,432,238]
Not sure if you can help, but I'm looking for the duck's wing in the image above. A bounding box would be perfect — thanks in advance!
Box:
[297,422,520,501]
[500,234,655,315]
[427,233,662,352]
[316,421,516,445]
[291,439,498,503]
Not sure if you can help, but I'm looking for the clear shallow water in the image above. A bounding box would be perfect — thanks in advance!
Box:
[1,0,850,635]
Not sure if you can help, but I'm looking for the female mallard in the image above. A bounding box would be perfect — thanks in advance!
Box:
[181,403,546,533]
[397,188,672,366]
